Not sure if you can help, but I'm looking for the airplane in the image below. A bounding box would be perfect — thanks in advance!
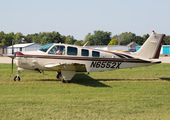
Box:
[9,31,165,83]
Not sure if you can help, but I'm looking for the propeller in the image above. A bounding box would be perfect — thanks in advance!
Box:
[12,58,13,73]
[11,40,14,74]
[8,52,15,73]
[11,56,14,73]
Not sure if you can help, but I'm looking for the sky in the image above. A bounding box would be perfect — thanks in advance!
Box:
[0,0,170,40]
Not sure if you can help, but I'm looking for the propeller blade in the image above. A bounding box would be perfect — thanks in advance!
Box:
[11,40,14,74]
[12,58,13,73]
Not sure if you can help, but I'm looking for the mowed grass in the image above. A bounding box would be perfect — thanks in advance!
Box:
[1,63,170,119]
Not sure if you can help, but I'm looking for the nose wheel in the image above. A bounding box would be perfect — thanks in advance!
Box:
[14,70,20,81]
[14,76,20,81]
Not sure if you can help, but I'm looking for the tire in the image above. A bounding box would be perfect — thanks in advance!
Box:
[65,80,71,83]
[61,79,71,83]
[56,72,61,78]
[61,78,65,83]
[14,76,20,81]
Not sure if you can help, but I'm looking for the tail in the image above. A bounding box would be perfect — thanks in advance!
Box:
[133,31,165,59]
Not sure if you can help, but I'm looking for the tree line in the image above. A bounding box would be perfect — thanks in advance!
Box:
[0,30,170,46]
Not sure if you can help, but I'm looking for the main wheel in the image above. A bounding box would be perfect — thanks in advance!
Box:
[65,80,71,83]
[61,78,65,83]
[61,78,71,83]
[14,76,20,81]
[56,72,61,78]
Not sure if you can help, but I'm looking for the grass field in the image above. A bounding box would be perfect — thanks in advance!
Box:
[1,63,170,120]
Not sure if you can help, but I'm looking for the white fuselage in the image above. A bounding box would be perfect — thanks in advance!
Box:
[15,43,160,73]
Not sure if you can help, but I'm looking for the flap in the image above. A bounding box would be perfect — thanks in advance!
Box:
[45,63,63,70]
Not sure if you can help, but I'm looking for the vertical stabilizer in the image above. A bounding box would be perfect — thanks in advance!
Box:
[133,31,165,59]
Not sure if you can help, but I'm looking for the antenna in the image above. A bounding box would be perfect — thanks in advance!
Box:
[83,41,89,47]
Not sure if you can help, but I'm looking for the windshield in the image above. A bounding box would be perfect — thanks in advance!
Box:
[39,43,54,52]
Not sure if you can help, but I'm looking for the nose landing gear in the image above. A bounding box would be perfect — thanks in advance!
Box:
[14,71,20,81]
[14,76,20,81]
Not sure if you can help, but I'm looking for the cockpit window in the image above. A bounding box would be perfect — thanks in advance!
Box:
[48,45,65,55]
[39,43,53,52]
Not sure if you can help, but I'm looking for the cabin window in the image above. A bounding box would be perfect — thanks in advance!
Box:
[92,51,100,57]
[48,45,65,55]
[20,47,22,51]
[81,49,89,56]
[67,46,77,55]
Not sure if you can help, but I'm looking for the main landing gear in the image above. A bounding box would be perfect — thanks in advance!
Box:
[56,72,62,79]
[56,71,71,83]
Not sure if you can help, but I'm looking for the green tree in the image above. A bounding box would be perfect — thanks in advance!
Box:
[14,32,24,44]
[65,35,75,44]
[51,31,64,43]
[83,30,111,46]
[0,31,15,46]
[120,37,132,45]
[29,31,66,45]
[38,32,49,45]
[83,33,94,46]
[111,34,118,39]
[26,34,36,43]
[74,40,83,46]
[120,35,144,45]
[61,35,66,43]
[164,36,170,45]
[133,36,145,45]
[116,32,136,45]
[108,39,118,45]
[93,30,111,45]
[0,38,6,46]
[142,34,150,40]
[5,32,15,45]
[0,31,5,42]
[32,33,41,44]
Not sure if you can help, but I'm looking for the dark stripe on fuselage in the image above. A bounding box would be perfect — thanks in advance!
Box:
[16,54,152,63]
[82,47,134,59]
[95,50,134,59]
[113,52,134,59]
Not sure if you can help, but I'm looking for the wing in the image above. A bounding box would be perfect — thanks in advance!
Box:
[45,62,86,71]
[45,63,65,70]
